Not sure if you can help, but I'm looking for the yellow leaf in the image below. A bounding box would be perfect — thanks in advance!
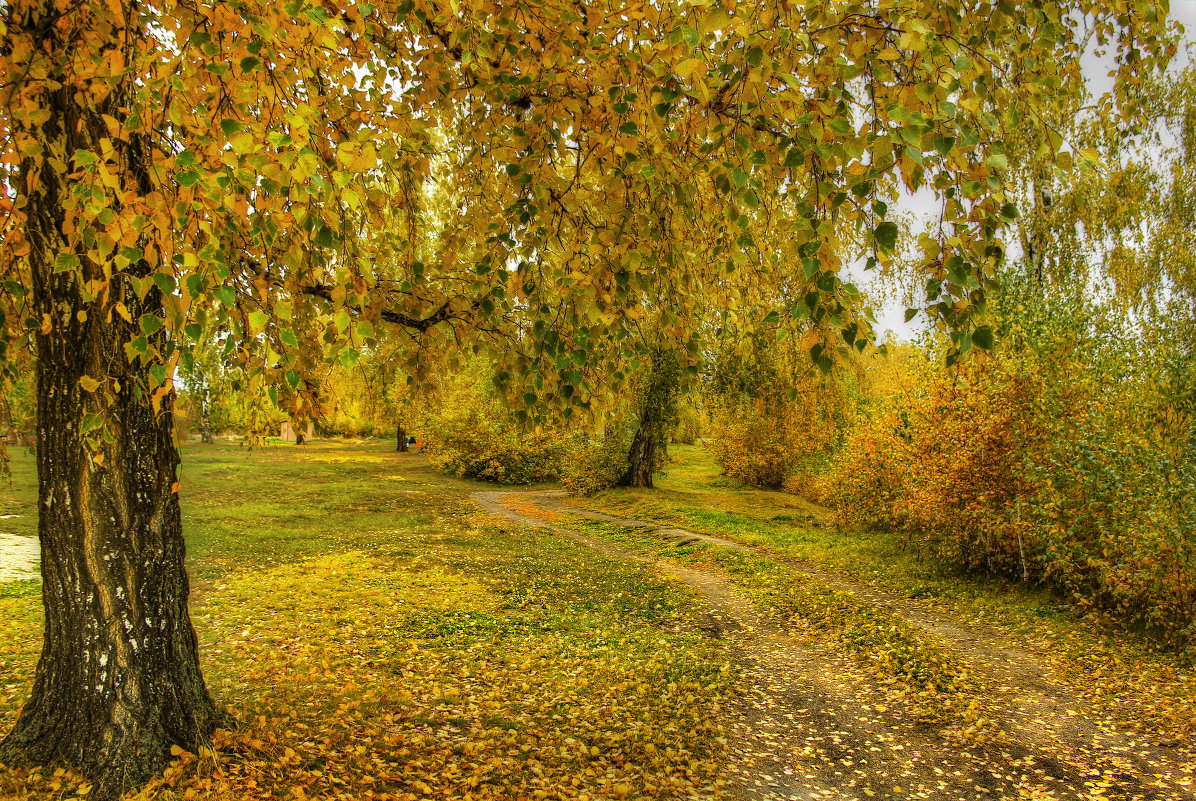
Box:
[115,302,132,323]
[79,376,102,393]
[675,58,704,79]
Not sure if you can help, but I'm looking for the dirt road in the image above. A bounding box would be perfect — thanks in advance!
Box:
[473,490,1196,801]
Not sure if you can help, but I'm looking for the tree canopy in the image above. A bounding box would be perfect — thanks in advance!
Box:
[0,0,1181,797]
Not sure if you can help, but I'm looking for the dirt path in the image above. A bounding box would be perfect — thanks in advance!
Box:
[473,490,1196,801]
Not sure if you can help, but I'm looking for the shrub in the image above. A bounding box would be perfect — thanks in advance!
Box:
[823,272,1196,648]
[707,396,805,488]
[426,366,565,485]
[428,407,564,485]
[559,429,632,495]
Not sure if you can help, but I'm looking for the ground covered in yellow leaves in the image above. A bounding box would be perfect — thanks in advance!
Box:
[0,442,734,800]
[3,442,1196,801]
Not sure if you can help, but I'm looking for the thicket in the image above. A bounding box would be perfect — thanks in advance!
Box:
[825,272,1196,648]
[426,368,565,485]
[706,331,855,489]
[559,429,633,495]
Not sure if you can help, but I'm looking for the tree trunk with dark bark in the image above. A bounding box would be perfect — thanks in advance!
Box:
[623,418,655,488]
[396,422,408,452]
[0,5,229,798]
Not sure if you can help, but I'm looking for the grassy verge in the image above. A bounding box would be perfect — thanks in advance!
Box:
[567,444,1196,746]
[0,442,735,800]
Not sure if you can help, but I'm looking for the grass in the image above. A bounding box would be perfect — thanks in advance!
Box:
[538,509,997,738]
[0,441,736,801]
[569,444,1196,746]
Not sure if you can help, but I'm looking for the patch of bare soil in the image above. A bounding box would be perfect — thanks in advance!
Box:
[473,490,1196,801]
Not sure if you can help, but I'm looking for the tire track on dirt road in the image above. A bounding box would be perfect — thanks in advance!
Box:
[473,490,1196,800]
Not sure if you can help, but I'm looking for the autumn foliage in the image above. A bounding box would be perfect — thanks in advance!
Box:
[826,277,1196,647]
[426,368,565,485]
[707,332,853,490]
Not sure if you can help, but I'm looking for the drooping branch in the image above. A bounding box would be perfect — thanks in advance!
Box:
[301,283,470,332]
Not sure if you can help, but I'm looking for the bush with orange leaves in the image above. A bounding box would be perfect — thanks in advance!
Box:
[827,274,1196,649]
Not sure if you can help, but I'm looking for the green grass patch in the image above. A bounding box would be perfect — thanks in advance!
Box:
[0,441,736,801]
[563,513,992,734]
[570,443,1196,746]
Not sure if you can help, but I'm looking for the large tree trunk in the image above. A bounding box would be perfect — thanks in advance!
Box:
[396,422,409,452]
[623,418,655,488]
[0,5,229,798]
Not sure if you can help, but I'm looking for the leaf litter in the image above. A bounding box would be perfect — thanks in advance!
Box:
[484,489,1196,801]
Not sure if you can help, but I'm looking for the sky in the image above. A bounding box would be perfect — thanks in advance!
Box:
[868,3,1196,341]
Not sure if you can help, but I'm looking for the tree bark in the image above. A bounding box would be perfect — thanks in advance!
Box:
[396,422,408,452]
[200,383,214,444]
[0,5,229,798]
[623,418,655,488]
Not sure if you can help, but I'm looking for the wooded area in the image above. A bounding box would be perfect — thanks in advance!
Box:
[0,0,1193,798]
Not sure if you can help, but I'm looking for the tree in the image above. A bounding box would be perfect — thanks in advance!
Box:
[0,0,1176,797]
[622,346,682,488]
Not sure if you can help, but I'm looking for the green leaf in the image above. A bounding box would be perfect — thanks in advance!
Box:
[248,309,269,333]
[874,221,899,253]
[74,151,98,168]
[285,369,301,390]
[152,273,177,295]
[54,253,80,273]
[829,117,855,136]
[280,328,299,348]
[139,314,164,336]
[680,25,700,49]
[212,286,235,307]
[985,153,1009,171]
[79,376,102,393]
[746,46,763,67]
[220,118,244,137]
[185,274,205,299]
[356,320,376,339]
[904,308,919,323]
[81,413,103,434]
[973,325,995,350]
[762,310,780,324]
[314,226,337,249]
[239,56,261,72]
